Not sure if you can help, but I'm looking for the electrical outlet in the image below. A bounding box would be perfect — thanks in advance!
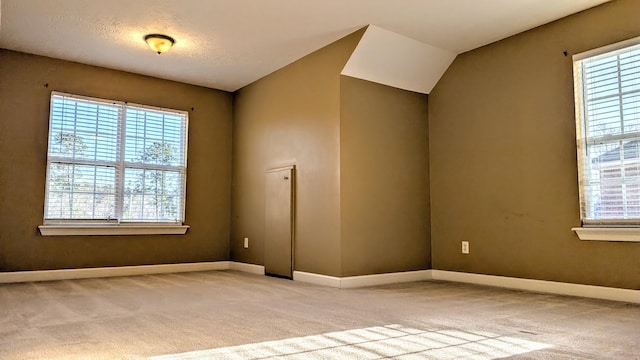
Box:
[244,237,249,249]
[461,241,469,254]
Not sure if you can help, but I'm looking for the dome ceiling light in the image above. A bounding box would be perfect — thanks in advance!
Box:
[144,34,175,54]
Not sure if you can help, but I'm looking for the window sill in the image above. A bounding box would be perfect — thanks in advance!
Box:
[38,224,190,236]
[571,227,640,242]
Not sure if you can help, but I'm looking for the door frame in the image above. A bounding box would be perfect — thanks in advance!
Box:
[265,164,296,277]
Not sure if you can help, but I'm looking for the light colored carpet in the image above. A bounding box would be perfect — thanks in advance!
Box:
[0,270,638,359]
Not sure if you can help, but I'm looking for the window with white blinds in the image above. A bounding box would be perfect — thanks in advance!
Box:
[573,37,640,226]
[44,92,188,224]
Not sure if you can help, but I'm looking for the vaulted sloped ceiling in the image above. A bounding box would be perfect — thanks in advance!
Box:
[0,0,610,92]
[342,25,456,94]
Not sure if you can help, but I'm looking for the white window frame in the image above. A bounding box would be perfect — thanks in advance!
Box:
[39,92,189,236]
[572,36,640,242]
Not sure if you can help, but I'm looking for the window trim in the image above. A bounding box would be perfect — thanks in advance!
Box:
[572,36,640,241]
[41,91,190,235]
[38,224,189,236]
[572,227,640,242]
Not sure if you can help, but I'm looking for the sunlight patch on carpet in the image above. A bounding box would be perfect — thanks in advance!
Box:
[149,324,551,359]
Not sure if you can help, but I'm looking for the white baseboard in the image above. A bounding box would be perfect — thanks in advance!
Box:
[2,263,636,303]
[229,262,265,275]
[293,269,638,303]
[293,270,432,289]
[0,261,265,284]
[431,270,640,304]
[340,270,433,288]
[293,271,342,288]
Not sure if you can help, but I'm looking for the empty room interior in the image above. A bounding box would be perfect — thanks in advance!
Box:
[0,0,639,359]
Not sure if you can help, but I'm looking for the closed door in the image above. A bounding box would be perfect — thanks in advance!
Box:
[264,166,294,278]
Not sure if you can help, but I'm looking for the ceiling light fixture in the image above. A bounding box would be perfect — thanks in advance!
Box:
[144,34,175,54]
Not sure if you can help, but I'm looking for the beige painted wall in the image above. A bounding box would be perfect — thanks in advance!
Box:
[429,0,640,289]
[340,76,430,276]
[231,30,365,277]
[0,50,233,271]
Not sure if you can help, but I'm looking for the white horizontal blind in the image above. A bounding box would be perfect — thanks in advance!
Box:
[44,92,188,224]
[574,39,640,225]
[122,106,187,222]
[45,94,123,221]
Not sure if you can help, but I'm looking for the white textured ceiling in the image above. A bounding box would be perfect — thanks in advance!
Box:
[0,0,610,92]
[342,25,457,94]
